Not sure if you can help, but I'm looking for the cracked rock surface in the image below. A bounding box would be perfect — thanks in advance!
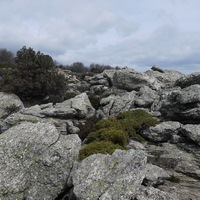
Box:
[72,149,147,200]
[0,122,81,200]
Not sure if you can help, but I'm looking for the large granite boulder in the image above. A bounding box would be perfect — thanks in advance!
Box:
[143,164,171,186]
[175,72,200,88]
[99,91,136,117]
[181,124,200,145]
[159,85,200,123]
[145,67,184,88]
[72,149,147,200]
[134,86,160,108]
[0,122,81,199]
[141,121,181,143]
[84,73,109,86]
[0,92,24,119]
[0,112,44,133]
[112,69,161,91]
[147,143,200,179]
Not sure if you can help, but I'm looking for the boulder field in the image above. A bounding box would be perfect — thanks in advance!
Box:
[0,67,200,199]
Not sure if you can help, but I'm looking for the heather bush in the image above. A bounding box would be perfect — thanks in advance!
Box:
[95,117,122,130]
[1,46,66,103]
[79,141,125,161]
[79,107,159,160]
[116,109,159,142]
[86,128,127,147]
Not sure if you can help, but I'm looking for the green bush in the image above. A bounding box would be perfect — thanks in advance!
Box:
[86,128,127,147]
[1,46,66,103]
[95,117,122,130]
[117,109,159,129]
[79,109,159,160]
[77,117,99,140]
[116,109,159,141]
[79,141,125,161]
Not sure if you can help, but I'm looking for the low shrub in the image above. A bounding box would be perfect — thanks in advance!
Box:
[77,117,99,140]
[95,117,122,130]
[117,109,159,129]
[79,141,125,161]
[86,128,127,147]
[79,109,159,160]
[116,109,159,142]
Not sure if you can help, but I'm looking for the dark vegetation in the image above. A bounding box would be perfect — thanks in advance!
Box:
[0,47,66,104]
[59,62,119,74]
[79,109,159,160]
[0,47,120,105]
[79,141,125,161]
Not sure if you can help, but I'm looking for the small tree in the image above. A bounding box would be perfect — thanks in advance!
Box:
[2,46,66,103]
[0,48,14,65]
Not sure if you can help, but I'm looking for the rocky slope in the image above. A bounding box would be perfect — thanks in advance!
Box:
[0,67,200,199]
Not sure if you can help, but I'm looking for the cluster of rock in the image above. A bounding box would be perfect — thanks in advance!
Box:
[0,67,200,199]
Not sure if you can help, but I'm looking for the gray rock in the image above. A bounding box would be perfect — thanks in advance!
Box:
[41,103,77,119]
[181,124,200,145]
[141,121,181,142]
[143,164,171,186]
[159,85,200,122]
[136,186,179,200]
[0,122,81,199]
[21,104,45,117]
[84,73,109,86]
[112,69,161,91]
[100,91,136,117]
[127,139,146,150]
[72,149,147,200]
[135,86,160,108]
[66,120,80,134]
[158,173,200,200]
[0,112,44,133]
[71,92,96,118]
[102,69,116,84]
[41,93,95,119]
[176,84,200,104]
[175,72,200,88]
[89,85,108,95]
[147,143,200,179]
[0,92,24,119]
[146,68,184,88]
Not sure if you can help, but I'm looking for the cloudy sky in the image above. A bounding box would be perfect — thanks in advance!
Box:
[1,0,200,73]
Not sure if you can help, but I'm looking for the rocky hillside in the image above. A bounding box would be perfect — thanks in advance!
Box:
[0,67,200,199]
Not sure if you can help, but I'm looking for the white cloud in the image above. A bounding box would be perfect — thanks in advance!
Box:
[0,0,200,74]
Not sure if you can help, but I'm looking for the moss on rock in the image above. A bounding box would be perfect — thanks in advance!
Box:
[79,109,159,160]
[79,141,125,161]
[86,128,127,147]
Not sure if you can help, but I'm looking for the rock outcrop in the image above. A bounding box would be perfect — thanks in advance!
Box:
[0,66,200,199]
[175,72,200,88]
[0,122,81,199]
[0,92,24,119]
[72,150,147,200]
[112,69,161,91]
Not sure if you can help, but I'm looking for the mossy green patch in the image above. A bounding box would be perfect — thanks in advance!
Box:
[116,109,159,142]
[95,117,122,130]
[86,128,127,147]
[79,141,125,161]
[79,109,159,160]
